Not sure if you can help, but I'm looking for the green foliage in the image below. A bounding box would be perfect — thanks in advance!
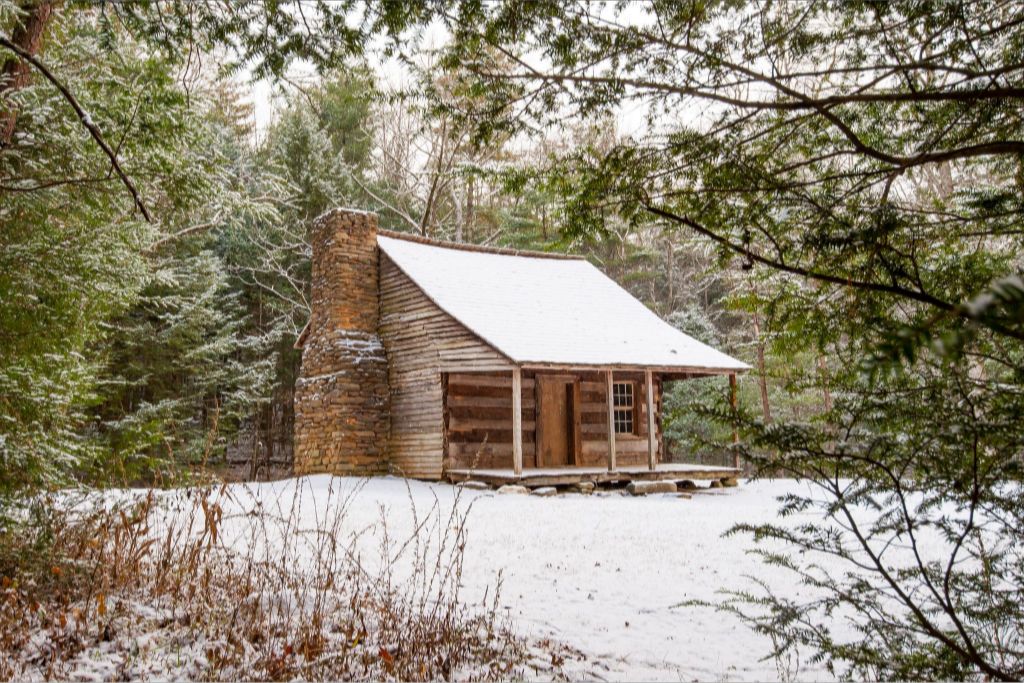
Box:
[0,8,308,495]
[93,251,275,482]
[4,1,1023,676]
[261,69,375,224]
[661,308,732,461]
[1,12,159,496]
[365,0,1024,678]
[102,0,368,80]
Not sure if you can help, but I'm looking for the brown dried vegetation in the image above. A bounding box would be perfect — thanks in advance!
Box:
[0,480,526,680]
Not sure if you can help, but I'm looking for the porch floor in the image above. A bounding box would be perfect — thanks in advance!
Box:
[445,462,740,488]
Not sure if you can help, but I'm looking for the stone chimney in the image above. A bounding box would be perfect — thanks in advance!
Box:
[293,208,390,476]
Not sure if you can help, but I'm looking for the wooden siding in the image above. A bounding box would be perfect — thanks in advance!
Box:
[378,253,512,479]
[447,372,537,469]
[446,370,663,471]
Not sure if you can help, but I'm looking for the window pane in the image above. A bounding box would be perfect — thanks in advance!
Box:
[612,383,635,433]
[614,408,633,434]
[613,382,633,407]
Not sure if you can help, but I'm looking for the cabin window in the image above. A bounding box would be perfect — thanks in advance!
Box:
[612,382,636,434]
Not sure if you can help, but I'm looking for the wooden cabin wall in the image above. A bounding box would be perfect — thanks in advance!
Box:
[577,371,662,467]
[446,372,537,469]
[378,254,512,479]
[445,370,663,470]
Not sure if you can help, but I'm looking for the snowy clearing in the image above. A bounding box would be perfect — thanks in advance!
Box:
[201,475,842,681]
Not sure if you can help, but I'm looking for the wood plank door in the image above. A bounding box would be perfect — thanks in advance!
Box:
[537,376,577,467]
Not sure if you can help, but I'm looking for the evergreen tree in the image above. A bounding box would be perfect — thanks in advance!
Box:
[0,7,291,495]
[362,1,1024,678]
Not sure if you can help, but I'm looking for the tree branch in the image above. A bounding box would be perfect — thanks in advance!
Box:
[143,215,223,254]
[349,172,422,233]
[643,203,1024,342]
[0,32,153,222]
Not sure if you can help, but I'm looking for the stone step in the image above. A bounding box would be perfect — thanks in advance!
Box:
[626,480,678,496]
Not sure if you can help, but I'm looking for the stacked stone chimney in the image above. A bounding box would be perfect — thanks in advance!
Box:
[293,208,390,476]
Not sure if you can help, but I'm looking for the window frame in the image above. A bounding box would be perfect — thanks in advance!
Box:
[612,381,637,435]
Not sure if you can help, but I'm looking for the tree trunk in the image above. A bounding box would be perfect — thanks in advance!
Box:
[452,183,464,243]
[817,354,833,412]
[265,400,274,478]
[465,175,475,242]
[249,416,260,480]
[0,1,55,146]
[752,310,772,423]
[647,239,656,305]
[666,239,675,312]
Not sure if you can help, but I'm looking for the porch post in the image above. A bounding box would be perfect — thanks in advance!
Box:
[605,369,616,472]
[512,367,523,476]
[729,372,739,470]
[646,369,656,471]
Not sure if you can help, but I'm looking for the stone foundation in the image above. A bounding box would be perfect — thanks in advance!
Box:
[293,209,390,476]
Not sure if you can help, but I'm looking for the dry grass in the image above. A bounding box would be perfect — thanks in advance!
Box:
[0,479,529,680]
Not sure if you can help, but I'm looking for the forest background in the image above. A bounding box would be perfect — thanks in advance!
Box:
[2,2,1023,679]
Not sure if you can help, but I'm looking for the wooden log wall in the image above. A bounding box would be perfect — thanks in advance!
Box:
[378,254,512,479]
[446,370,663,470]
[578,371,662,466]
[447,372,537,469]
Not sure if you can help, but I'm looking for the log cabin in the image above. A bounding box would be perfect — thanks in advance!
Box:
[293,208,749,487]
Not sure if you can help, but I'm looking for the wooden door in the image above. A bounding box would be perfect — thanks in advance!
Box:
[537,376,576,467]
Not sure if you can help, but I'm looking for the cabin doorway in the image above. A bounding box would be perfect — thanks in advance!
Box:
[536,375,578,467]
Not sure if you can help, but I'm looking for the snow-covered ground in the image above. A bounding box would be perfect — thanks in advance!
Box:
[206,476,837,681]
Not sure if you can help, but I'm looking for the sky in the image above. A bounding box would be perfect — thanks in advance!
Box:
[241,8,659,143]
[249,78,276,135]
[243,18,446,140]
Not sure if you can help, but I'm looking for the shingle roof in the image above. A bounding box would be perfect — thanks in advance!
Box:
[377,233,749,372]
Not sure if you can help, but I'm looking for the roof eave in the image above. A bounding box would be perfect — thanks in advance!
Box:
[517,361,750,375]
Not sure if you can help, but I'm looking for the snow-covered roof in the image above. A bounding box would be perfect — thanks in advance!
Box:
[377,233,749,372]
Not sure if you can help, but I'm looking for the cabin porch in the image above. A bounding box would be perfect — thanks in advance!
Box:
[446,462,740,488]
[442,366,741,482]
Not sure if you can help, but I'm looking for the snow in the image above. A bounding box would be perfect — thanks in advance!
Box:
[377,234,750,371]
[30,475,966,680]
[207,475,838,680]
